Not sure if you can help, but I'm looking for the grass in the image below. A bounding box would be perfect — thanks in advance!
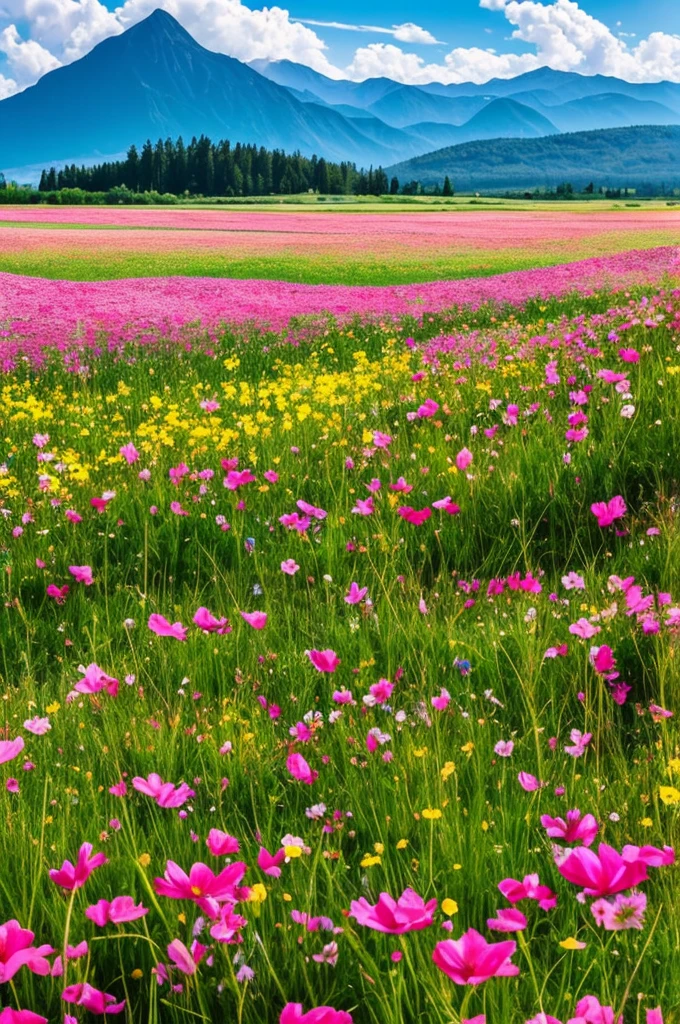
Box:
[0,287,679,1023]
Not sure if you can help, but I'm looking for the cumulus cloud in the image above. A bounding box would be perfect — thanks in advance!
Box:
[294,18,442,45]
[0,23,62,84]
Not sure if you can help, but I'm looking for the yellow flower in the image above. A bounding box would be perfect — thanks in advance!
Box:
[374,842,384,854]
[440,761,456,781]
[668,758,680,775]
[396,839,408,850]
[422,808,442,821]
[178,913,186,925]
[282,893,292,902]
[640,817,654,828]
[659,786,680,806]
[559,937,586,950]
[413,747,428,758]
[138,853,151,867]
[131,969,143,980]
[46,702,60,714]
[248,883,267,904]
[284,845,302,859]
[361,854,381,868]
[460,742,475,756]
[441,899,458,916]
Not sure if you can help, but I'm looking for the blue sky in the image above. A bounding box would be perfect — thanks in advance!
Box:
[2,0,680,97]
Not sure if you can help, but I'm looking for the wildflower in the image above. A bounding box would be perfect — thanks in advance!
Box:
[193,607,231,634]
[241,611,267,630]
[62,983,125,1015]
[75,663,119,698]
[540,810,599,847]
[85,898,148,927]
[517,772,546,792]
[557,842,674,897]
[350,889,437,933]
[206,830,240,857]
[591,496,627,528]
[397,505,431,525]
[590,891,647,931]
[486,909,527,933]
[431,688,451,711]
[280,1004,352,1024]
[498,875,557,911]
[0,920,54,982]
[307,649,340,673]
[281,559,300,575]
[69,565,94,585]
[432,929,519,985]
[119,443,139,464]
[344,582,368,605]
[148,614,187,641]
[569,618,601,640]
[286,753,318,785]
[564,730,592,758]
[494,740,514,757]
[49,843,107,890]
[154,860,247,915]
[46,584,69,604]
[132,774,195,809]
[0,738,24,767]
[456,448,473,471]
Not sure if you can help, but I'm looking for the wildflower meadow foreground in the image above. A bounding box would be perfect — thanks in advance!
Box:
[1,266,680,1023]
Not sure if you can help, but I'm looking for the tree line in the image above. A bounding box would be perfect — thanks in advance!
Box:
[38,135,394,197]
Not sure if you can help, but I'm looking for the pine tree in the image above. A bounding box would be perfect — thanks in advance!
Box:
[442,175,453,197]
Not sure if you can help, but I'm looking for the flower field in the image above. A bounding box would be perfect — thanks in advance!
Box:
[1,215,680,1024]
[1,207,680,284]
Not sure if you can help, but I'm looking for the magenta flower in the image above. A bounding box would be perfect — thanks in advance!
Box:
[23,717,50,736]
[432,929,519,985]
[417,398,439,418]
[281,559,300,575]
[564,730,592,758]
[0,738,24,766]
[431,688,451,711]
[590,496,627,528]
[49,843,107,890]
[257,846,287,878]
[390,477,413,494]
[62,983,125,1015]
[286,753,318,785]
[498,874,557,911]
[307,649,340,673]
[154,860,247,915]
[344,582,368,605]
[206,829,240,857]
[494,740,514,757]
[193,607,231,634]
[517,772,546,792]
[85,897,148,927]
[280,1003,353,1024]
[241,611,267,630]
[541,810,599,847]
[119,443,139,464]
[556,843,667,897]
[148,614,187,641]
[0,1009,48,1023]
[568,618,601,640]
[591,891,646,931]
[487,908,527,933]
[646,1010,663,1024]
[432,496,461,515]
[456,447,473,471]
[167,939,199,975]
[132,773,195,809]
[224,469,256,490]
[68,565,94,585]
[46,584,69,604]
[349,888,436,933]
[398,505,431,525]
[0,920,54,983]
[74,663,119,698]
[297,500,327,520]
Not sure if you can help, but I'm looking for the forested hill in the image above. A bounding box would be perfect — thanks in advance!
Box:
[387,126,680,190]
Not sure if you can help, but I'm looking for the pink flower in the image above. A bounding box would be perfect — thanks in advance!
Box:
[74,663,119,698]
[85,897,148,927]
[0,920,54,983]
[494,740,514,757]
[0,1009,48,1023]
[432,929,519,985]
[148,614,187,641]
[365,679,394,706]
[486,908,527,932]
[540,810,599,847]
[398,505,431,526]
[0,737,24,765]
[49,843,107,890]
[349,889,437,934]
[206,829,240,857]
[417,398,439,418]
[193,607,231,634]
[390,477,413,494]
[556,843,670,897]
[431,688,451,711]
[264,469,279,483]
[351,497,374,516]
[132,774,195,809]
[592,645,615,674]
[344,582,368,605]
[154,860,247,915]
[167,939,198,975]
[210,905,248,944]
[297,500,327,521]
[62,983,125,1015]
[46,584,69,604]
[498,875,557,911]
[618,347,639,363]
[241,611,267,630]
[518,772,545,792]
[456,447,473,471]
[308,649,340,673]
[279,1004,353,1024]
[286,753,318,785]
[225,469,256,490]
[646,1010,663,1024]
[281,559,300,575]
[373,431,392,448]
[257,846,287,878]
[23,717,51,735]
[591,891,646,931]
[119,443,139,464]
[569,618,601,640]
[591,496,627,528]
[432,496,460,515]
[69,565,94,585]
[564,730,592,758]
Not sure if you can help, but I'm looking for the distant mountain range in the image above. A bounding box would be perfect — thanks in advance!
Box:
[2,9,680,186]
[386,126,680,190]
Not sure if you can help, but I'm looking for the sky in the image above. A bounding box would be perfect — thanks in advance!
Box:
[2,0,680,100]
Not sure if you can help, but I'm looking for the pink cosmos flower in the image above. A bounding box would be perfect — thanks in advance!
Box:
[344,582,368,605]
[85,897,148,927]
[154,860,247,915]
[592,645,615,674]
[373,431,392,448]
[390,477,413,494]
[646,1010,663,1024]
[297,500,327,521]
[49,843,107,890]
[46,584,69,604]
[431,688,451,711]
[62,983,125,1015]
[148,614,187,641]
[193,607,231,634]
[456,448,473,471]
[364,679,394,706]
[279,1004,353,1024]
[398,505,431,526]
[307,649,340,673]
[264,469,278,483]
[241,611,267,630]
[23,717,51,736]
[0,1009,48,1023]
[556,843,673,897]
[119,443,139,465]
[349,889,437,934]
[540,810,599,847]
[132,773,195,809]
[564,730,592,758]
[281,559,300,575]
[206,830,240,857]
[591,891,646,931]
[432,929,519,985]
[74,663,119,698]
[0,920,54,983]
[257,846,287,878]
[486,908,527,933]
[90,491,116,513]
[494,740,514,757]
[569,618,601,640]
[167,939,199,975]
[498,875,557,911]
[69,565,94,585]
[209,905,248,944]
[224,469,256,490]
[432,496,460,515]
[518,772,546,792]
[417,398,439,418]
[591,497,627,528]
[0,737,24,765]
[286,753,318,785]
[352,497,374,516]
[618,348,639,363]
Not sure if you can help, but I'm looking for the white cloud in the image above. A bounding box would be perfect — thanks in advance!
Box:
[346,40,539,84]
[0,23,61,84]
[293,18,441,45]
[0,72,18,98]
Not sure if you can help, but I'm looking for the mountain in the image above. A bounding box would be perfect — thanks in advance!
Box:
[450,98,558,141]
[0,10,413,172]
[386,126,680,191]
[366,87,488,128]
[548,94,680,132]
[249,59,401,109]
